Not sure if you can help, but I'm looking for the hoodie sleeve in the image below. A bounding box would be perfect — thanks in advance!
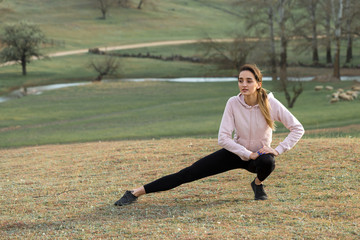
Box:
[270,97,305,155]
[218,98,253,160]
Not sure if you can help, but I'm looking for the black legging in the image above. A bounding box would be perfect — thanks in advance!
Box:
[144,148,276,194]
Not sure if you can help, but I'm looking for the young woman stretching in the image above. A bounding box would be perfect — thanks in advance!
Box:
[114,64,304,206]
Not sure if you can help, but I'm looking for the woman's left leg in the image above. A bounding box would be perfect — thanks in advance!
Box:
[254,154,276,182]
[248,153,276,200]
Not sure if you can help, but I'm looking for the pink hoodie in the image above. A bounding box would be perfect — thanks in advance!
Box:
[218,93,304,160]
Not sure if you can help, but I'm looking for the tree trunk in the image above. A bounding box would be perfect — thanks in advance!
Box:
[137,0,144,9]
[268,4,277,81]
[333,38,341,79]
[278,0,287,85]
[309,0,319,64]
[279,39,287,85]
[288,83,303,108]
[21,56,27,76]
[346,36,352,63]
[345,0,352,63]
[326,45,332,64]
[325,12,332,63]
[332,0,343,80]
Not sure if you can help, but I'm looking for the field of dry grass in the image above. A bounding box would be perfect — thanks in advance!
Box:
[1,137,359,239]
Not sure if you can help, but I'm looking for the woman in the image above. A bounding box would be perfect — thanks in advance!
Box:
[114,64,304,206]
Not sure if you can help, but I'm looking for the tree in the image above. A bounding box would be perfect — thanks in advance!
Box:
[343,0,360,63]
[344,0,352,63]
[137,0,145,9]
[89,56,121,81]
[324,3,333,64]
[201,36,257,72]
[234,0,278,81]
[234,0,303,107]
[0,21,46,76]
[97,0,116,19]
[277,0,303,108]
[267,1,278,81]
[118,0,131,8]
[137,0,156,10]
[297,0,320,65]
[331,0,344,79]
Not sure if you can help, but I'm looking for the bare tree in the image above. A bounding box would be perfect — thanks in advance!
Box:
[234,0,278,81]
[343,0,360,63]
[277,0,289,85]
[233,0,302,107]
[89,56,121,81]
[324,7,333,64]
[344,0,352,63]
[118,0,131,8]
[201,37,257,72]
[97,0,116,19]
[267,2,278,81]
[277,0,303,108]
[305,0,320,64]
[292,0,321,66]
[317,0,333,64]
[331,0,344,79]
[137,0,144,9]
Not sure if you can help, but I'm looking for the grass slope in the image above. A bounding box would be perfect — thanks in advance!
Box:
[0,81,359,149]
[1,138,359,239]
[0,0,239,50]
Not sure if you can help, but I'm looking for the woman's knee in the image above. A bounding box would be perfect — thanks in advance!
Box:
[256,154,276,171]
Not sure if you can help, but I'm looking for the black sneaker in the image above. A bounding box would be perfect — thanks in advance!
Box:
[114,190,138,206]
[251,179,268,200]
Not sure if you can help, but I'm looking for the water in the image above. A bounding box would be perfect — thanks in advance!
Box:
[0,82,89,103]
[122,76,359,82]
[1,76,359,103]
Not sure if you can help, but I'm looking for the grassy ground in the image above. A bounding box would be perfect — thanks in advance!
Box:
[1,2,359,238]
[1,80,359,148]
[1,137,359,239]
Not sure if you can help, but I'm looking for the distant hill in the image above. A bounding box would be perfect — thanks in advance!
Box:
[0,0,240,51]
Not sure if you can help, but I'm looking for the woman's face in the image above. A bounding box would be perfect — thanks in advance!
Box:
[238,70,262,96]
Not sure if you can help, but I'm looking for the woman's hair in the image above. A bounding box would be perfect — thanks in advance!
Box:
[239,64,275,130]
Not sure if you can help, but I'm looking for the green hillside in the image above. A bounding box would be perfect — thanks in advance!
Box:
[0,0,239,51]
[0,0,359,94]
[0,80,359,148]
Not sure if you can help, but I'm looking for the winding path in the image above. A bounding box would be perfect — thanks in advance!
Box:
[0,38,233,67]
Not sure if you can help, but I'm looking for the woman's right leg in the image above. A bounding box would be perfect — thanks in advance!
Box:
[131,153,275,200]
[143,148,249,194]
[116,149,245,205]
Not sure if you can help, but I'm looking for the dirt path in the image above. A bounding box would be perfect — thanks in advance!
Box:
[49,39,233,57]
[0,38,233,67]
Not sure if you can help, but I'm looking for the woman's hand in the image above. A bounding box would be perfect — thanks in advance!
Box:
[257,146,279,156]
[250,146,279,160]
[249,152,259,160]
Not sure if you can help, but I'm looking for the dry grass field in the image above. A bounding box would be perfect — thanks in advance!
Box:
[1,137,359,239]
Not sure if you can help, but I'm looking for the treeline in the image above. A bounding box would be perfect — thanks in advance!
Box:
[230,0,359,81]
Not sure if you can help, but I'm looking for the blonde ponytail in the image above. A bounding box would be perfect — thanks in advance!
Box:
[257,88,275,130]
[239,64,275,130]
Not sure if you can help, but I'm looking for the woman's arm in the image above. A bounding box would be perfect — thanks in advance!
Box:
[218,98,253,160]
[270,97,305,155]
